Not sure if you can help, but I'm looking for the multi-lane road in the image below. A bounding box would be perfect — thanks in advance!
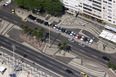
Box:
[0,8,116,76]
[0,35,80,77]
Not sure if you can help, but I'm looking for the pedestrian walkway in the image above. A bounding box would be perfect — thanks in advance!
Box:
[0,7,116,77]
[0,48,59,77]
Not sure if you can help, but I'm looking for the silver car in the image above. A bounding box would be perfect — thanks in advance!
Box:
[78,43,85,47]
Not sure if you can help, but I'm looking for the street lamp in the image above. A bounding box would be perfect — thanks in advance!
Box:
[12,44,16,75]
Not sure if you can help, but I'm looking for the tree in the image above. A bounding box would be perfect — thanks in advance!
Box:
[44,0,64,16]
[20,24,25,30]
[106,62,111,68]
[14,0,24,6]
[54,42,69,55]
[32,27,38,36]
[111,63,116,70]
[14,0,64,16]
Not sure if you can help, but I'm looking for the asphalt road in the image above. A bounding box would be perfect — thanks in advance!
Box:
[0,8,116,75]
[0,48,59,77]
[0,35,80,77]
[0,8,116,64]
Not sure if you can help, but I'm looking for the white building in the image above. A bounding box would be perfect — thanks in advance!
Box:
[62,0,116,25]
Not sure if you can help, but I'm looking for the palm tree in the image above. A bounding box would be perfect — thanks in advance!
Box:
[20,24,26,36]
[20,24,25,30]
[23,25,29,33]
[32,29,38,36]
[54,43,62,55]
[54,42,70,55]
[40,28,45,34]
[62,42,68,50]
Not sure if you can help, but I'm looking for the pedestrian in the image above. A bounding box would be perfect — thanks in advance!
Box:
[2,61,4,64]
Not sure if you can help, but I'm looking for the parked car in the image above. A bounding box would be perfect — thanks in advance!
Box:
[58,27,62,31]
[78,35,81,39]
[3,0,12,6]
[53,25,57,29]
[70,31,74,36]
[83,37,88,42]
[68,38,74,42]
[78,43,85,47]
[43,21,48,26]
[48,22,52,26]
[102,56,110,61]
[89,39,93,44]
[65,69,73,75]
[32,9,40,13]
[28,15,36,21]
[61,28,66,33]
[80,36,85,41]
[75,34,79,38]
[86,38,90,43]
[65,30,71,35]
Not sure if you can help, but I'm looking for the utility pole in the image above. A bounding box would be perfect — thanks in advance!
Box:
[49,26,50,46]
[49,33,61,48]
[12,44,16,76]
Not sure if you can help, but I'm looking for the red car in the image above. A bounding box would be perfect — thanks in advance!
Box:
[78,35,81,39]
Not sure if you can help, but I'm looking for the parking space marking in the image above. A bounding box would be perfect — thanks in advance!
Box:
[3,16,8,19]
[56,39,61,42]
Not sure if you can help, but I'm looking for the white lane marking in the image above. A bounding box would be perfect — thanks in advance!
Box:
[49,60,55,64]
[47,63,52,67]
[0,41,6,45]
[56,39,61,42]
[75,73,80,76]
[92,55,97,58]
[3,16,7,19]
[35,58,40,61]
[4,39,9,42]
[16,45,19,47]
[26,49,31,52]
[13,20,17,23]
[80,49,85,52]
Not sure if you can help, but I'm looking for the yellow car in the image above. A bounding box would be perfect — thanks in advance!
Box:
[12,9,15,14]
[22,18,27,22]
[80,72,87,77]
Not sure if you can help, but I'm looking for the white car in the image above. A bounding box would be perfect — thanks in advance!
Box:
[4,0,12,6]
[80,36,84,41]
[89,39,93,44]
[68,38,74,42]
[70,31,74,36]
[78,43,85,47]
[75,34,79,38]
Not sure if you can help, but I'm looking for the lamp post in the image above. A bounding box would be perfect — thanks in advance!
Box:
[49,25,50,46]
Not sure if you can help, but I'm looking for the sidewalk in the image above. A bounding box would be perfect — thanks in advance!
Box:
[1,7,116,77]
[14,8,116,54]
[0,47,59,77]
[44,43,116,77]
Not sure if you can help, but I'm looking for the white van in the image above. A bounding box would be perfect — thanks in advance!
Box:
[4,0,12,6]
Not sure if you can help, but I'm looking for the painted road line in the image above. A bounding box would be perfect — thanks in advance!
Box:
[56,39,61,42]
[3,16,8,19]
[13,20,17,23]
[92,55,97,58]
[80,49,85,52]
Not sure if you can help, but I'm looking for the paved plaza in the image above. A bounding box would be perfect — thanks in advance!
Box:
[0,1,116,76]
[0,47,60,77]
